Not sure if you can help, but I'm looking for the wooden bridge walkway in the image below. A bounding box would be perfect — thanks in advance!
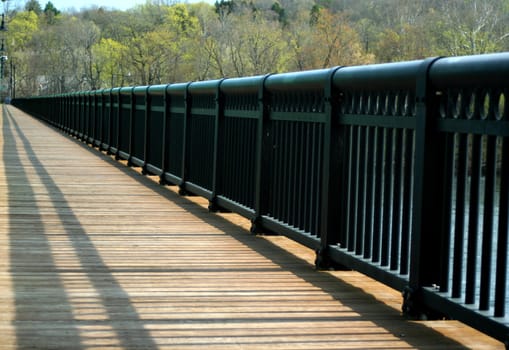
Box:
[0,105,503,349]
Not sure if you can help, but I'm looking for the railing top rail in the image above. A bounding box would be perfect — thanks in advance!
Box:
[188,79,223,94]
[133,86,149,95]
[220,75,266,94]
[119,86,134,95]
[166,82,189,95]
[147,84,168,96]
[429,52,509,89]
[265,67,336,92]
[333,59,422,90]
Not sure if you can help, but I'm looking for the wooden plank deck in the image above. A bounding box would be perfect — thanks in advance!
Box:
[0,104,503,349]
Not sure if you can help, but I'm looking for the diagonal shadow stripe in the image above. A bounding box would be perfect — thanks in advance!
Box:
[3,105,158,349]
[3,105,85,349]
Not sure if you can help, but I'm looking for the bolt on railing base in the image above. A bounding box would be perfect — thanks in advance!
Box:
[315,247,349,271]
[250,218,263,235]
[208,199,231,213]
[402,286,448,320]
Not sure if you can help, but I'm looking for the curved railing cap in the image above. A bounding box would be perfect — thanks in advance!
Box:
[265,68,335,92]
[133,85,149,95]
[120,86,134,95]
[220,75,266,94]
[148,84,168,96]
[188,79,223,94]
[166,82,189,96]
[333,60,422,91]
[101,88,112,95]
[101,88,113,95]
[429,52,509,89]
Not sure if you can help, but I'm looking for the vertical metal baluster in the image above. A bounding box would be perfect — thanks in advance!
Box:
[316,124,324,237]
[495,136,508,317]
[452,133,468,298]
[285,120,293,225]
[311,123,319,235]
[364,126,374,259]
[240,118,248,205]
[381,128,393,267]
[390,127,403,271]
[346,125,356,251]
[273,121,282,219]
[303,122,312,233]
[356,125,366,255]
[291,121,298,229]
[372,126,384,263]
[399,128,413,275]
[296,123,304,231]
[466,133,481,304]
[480,135,497,310]
[436,130,455,293]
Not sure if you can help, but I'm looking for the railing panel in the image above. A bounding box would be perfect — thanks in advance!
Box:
[87,92,96,144]
[117,87,133,160]
[185,80,221,197]
[163,83,187,185]
[268,119,324,235]
[262,69,331,246]
[417,53,509,339]
[221,116,257,209]
[101,89,112,151]
[131,86,148,167]
[145,85,167,175]
[218,76,264,214]
[330,60,421,290]
[78,92,86,139]
[83,91,91,142]
[70,93,79,135]
[109,88,120,154]
[93,90,103,148]
[62,94,69,131]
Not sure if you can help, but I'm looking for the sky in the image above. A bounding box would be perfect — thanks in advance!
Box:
[33,0,216,12]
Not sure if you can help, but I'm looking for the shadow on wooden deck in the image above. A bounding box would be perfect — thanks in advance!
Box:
[3,108,159,349]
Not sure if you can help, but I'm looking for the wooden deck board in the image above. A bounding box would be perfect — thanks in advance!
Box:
[0,105,503,349]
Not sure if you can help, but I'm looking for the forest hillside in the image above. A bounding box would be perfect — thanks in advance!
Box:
[3,0,509,95]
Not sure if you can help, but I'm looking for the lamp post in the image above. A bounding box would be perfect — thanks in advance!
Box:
[1,0,10,101]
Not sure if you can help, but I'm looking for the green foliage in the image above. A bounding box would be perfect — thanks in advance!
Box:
[24,0,42,14]
[3,0,508,95]
[8,11,39,48]
[92,38,129,87]
[271,1,287,26]
[42,1,60,24]
[43,1,59,16]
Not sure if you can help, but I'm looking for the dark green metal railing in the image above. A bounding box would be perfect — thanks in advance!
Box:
[12,52,509,346]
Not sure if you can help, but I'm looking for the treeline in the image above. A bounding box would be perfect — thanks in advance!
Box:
[5,0,509,96]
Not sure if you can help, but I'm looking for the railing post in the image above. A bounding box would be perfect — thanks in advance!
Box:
[112,88,121,157]
[179,82,192,195]
[404,57,446,316]
[316,66,342,269]
[143,87,149,173]
[127,87,135,166]
[209,79,226,212]
[104,89,113,154]
[251,74,271,233]
[159,84,170,185]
